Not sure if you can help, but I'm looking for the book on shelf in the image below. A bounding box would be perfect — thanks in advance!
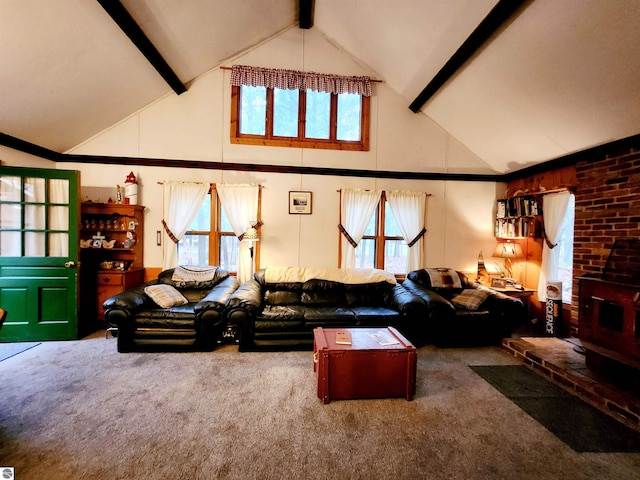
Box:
[335,331,352,345]
[367,330,400,346]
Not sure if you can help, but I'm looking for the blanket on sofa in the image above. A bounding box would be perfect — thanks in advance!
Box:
[171,266,217,288]
[264,266,397,285]
[425,268,463,289]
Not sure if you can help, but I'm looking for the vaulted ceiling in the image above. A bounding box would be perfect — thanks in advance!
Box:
[2,0,639,175]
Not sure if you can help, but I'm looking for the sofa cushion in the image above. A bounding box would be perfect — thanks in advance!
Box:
[345,282,390,307]
[303,307,354,322]
[259,305,305,320]
[144,284,189,308]
[352,306,400,325]
[301,279,345,305]
[451,288,491,311]
[136,304,198,320]
[133,315,196,329]
[264,289,302,305]
[255,306,305,332]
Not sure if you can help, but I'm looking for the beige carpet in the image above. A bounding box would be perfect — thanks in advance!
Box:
[0,331,639,480]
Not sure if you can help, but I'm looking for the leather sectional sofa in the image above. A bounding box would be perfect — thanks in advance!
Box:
[103,266,238,352]
[402,268,525,346]
[225,266,428,351]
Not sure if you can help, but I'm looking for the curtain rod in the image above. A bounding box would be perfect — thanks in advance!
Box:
[220,66,383,83]
[336,189,432,195]
[157,181,264,188]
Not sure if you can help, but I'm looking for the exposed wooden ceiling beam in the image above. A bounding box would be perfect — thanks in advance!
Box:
[0,132,63,161]
[3,130,640,183]
[97,0,186,95]
[299,0,314,29]
[409,0,530,113]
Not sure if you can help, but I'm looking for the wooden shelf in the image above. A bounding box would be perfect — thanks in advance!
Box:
[80,202,145,322]
[496,195,542,239]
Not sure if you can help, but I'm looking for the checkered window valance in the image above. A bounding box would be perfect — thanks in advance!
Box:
[230,64,372,97]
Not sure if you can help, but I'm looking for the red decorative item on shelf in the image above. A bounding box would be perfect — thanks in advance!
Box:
[124,172,138,205]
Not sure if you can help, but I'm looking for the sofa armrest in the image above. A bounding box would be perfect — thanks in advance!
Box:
[402,279,456,319]
[191,276,239,349]
[389,283,427,318]
[194,276,239,315]
[225,279,263,351]
[225,279,263,314]
[102,282,157,327]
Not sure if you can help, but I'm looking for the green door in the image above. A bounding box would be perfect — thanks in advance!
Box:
[0,166,80,342]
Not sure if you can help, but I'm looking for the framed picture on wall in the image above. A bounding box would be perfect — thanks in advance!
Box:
[289,191,312,214]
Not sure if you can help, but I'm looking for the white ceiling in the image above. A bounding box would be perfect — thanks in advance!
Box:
[1,0,639,175]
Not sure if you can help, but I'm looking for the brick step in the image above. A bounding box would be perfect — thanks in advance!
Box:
[503,337,640,432]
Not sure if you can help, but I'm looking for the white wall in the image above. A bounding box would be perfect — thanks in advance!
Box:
[0,146,55,168]
[56,26,499,273]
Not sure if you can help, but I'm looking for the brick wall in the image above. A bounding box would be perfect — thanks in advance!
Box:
[572,147,640,334]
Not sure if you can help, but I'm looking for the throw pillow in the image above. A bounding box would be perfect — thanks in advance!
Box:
[451,288,491,311]
[144,284,189,308]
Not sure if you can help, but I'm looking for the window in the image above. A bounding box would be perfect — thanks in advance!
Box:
[177,194,240,273]
[556,195,575,303]
[230,65,371,151]
[232,85,369,150]
[0,175,70,257]
[355,195,408,275]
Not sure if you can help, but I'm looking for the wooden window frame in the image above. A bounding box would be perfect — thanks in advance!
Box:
[230,85,370,151]
[342,192,406,279]
[180,187,261,275]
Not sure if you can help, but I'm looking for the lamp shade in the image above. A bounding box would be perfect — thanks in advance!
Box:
[492,242,523,259]
[243,227,259,241]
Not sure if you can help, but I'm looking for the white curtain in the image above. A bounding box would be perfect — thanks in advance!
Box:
[386,190,427,272]
[162,181,209,271]
[340,188,381,269]
[216,184,259,283]
[25,177,46,257]
[0,176,21,256]
[48,179,69,257]
[537,192,573,300]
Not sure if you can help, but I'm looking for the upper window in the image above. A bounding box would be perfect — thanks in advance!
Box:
[230,65,371,151]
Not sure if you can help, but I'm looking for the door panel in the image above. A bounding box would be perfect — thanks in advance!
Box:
[0,167,80,342]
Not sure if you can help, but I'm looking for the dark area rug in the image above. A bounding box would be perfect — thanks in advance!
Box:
[0,342,40,362]
[470,364,640,453]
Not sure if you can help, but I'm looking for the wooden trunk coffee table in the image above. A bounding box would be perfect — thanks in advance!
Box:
[313,326,417,404]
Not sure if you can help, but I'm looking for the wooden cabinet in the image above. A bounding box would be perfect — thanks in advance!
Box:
[579,276,640,371]
[79,202,145,323]
[495,195,542,239]
[96,269,145,321]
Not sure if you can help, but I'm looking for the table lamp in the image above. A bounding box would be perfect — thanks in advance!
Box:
[492,241,523,280]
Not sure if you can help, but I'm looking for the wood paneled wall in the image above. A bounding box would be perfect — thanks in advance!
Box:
[506,165,577,331]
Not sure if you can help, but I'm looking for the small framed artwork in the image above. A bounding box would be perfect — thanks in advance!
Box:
[491,278,507,288]
[92,238,103,248]
[289,191,312,214]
